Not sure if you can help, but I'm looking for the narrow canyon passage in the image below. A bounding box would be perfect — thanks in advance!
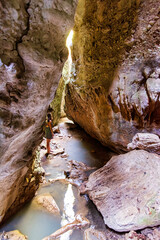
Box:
[0,0,160,239]
[0,118,115,240]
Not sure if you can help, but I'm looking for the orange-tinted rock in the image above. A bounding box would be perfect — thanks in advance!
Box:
[65,0,160,152]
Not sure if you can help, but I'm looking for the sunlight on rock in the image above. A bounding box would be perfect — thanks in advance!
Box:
[66,30,74,84]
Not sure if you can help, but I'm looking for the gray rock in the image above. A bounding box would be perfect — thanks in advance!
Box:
[84,228,106,240]
[82,150,160,232]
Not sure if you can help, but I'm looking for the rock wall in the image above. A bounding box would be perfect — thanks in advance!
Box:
[65,0,160,152]
[0,0,78,223]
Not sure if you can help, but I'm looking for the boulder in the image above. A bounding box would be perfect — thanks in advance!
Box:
[0,230,27,240]
[82,150,160,232]
[127,133,160,154]
[34,193,60,215]
[65,160,96,186]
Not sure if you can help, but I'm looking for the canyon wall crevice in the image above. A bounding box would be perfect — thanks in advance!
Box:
[65,0,160,151]
[0,0,78,223]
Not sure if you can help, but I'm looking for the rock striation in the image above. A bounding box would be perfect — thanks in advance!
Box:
[82,150,160,232]
[127,133,160,154]
[65,0,160,152]
[0,0,77,223]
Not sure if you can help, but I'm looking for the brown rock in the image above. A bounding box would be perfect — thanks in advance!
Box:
[65,0,160,152]
[34,193,60,215]
[82,150,160,232]
[0,230,28,240]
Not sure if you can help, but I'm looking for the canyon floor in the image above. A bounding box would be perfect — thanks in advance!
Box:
[0,118,160,240]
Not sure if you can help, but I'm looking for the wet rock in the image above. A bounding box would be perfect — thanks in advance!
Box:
[127,133,160,154]
[84,228,106,240]
[42,214,90,240]
[61,153,69,158]
[51,148,65,156]
[65,160,96,186]
[0,230,27,240]
[53,126,61,134]
[45,172,51,177]
[82,150,160,232]
[34,193,60,215]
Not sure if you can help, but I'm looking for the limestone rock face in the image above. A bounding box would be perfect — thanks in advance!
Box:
[65,0,160,151]
[82,150,160,232]
[84,228,106,240]
[0,0,77,223]
[127,133,160,154]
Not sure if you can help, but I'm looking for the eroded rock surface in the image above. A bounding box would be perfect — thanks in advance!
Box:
[34,193,60,215]
[65,0,160,151]
[84,228,106,240]
[82,150,160,232]
[65,159,96,186]
[0,0,77,223]
[127,133,160,154]
[0,230,27,240]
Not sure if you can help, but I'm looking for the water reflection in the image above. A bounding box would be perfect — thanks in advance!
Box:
[60,184,75,240]
[0,120,114,239]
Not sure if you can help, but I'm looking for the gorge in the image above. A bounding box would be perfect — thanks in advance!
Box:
[0,0,160,239]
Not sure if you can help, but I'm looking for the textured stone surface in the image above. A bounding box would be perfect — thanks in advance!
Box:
[82,150,160,232]
[127,133,160,154]
[0,230,28,240]
[84,228,106,240]
[65,0,160,151]
[0,0,77,223]
[34,193,60,214]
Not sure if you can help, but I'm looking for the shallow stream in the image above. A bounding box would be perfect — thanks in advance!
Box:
[0,118,115,240]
